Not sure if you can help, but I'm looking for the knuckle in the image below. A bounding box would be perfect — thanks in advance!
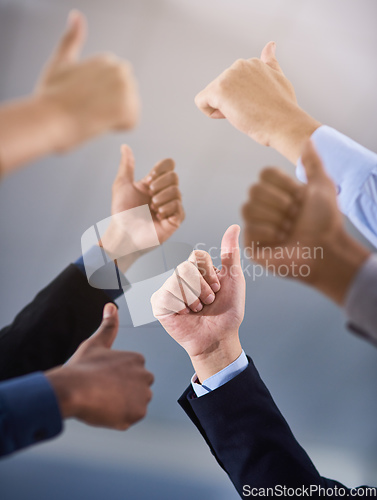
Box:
[150,290,158,306]
[181,207,186,222]
[170,185,181,197]
[170,171,179,184]
[190,249,210,263]
[147,389,153,402]
[249,183,262,199]
[176,260,192,276]
[95,52,117,65]
[147,371,155,386]
[260,166,280,181]
[241,201,250,217]
[121,60,133,73]
[217,75,230,93]
[132,352,145,365]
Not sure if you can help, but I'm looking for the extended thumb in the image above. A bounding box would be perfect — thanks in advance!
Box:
[117,145,135,182]
[89,303,119,348]
[260,41,283,73]
[301,140,327,183]
[220,225,241,278]
[51,10,86,66]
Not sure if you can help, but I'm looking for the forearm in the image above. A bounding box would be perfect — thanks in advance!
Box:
[179,358,324,494]
[180,358,371,496]
[0,95,64,174]
[0,265,113,381]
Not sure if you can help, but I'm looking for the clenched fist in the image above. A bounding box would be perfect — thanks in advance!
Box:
[195,41,320,164]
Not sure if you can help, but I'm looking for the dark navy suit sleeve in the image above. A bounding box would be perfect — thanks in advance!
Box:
[178,357,374,497]
[0,264,115,382]
[0,372,62,457]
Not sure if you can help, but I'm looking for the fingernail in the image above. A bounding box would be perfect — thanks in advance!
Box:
[103,303,114,318]
[146,175,153,183]
[211,282,220,293]
[204,294,215,305]
[195,303,203,313]
[152,197,158,204]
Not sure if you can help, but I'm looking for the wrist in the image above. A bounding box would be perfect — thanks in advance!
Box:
[190,334,242,383]
[99,226,141,274]
[311,230,371,306]
[31,93,71,154]
[269,106,321,164]
[46,367,78,420]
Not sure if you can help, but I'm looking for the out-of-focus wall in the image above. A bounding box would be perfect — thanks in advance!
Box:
[0,1,376,498]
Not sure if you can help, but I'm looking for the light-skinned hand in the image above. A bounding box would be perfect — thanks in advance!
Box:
[151,225,245,383]
[36,10,140,151]
[195,41,321,164]
[99,145,185,272]
[0,11,140,173]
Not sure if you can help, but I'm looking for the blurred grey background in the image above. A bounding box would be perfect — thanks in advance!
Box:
[1,0,377,498]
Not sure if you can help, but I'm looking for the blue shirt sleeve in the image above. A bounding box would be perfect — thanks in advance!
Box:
[75,246,131,301]
[345,254,377,347]
[191,350,249,397]
[296,125,377,248]
[0,373,63,457]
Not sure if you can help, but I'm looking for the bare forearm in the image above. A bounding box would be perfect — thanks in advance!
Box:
[0,96,63,174]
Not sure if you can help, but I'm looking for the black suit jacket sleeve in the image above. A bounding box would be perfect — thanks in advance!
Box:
[0,264,114,381]
[178,357,373,497]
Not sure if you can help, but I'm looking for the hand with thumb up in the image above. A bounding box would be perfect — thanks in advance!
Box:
[242,140,370,306]
[195,41,321,164]
[35,10,140,153]
[151,225,245,384]
[47,303,153,430]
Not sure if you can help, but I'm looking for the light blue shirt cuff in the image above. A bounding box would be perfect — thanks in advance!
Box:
[191,350,248,398]
[296,125,377,248]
